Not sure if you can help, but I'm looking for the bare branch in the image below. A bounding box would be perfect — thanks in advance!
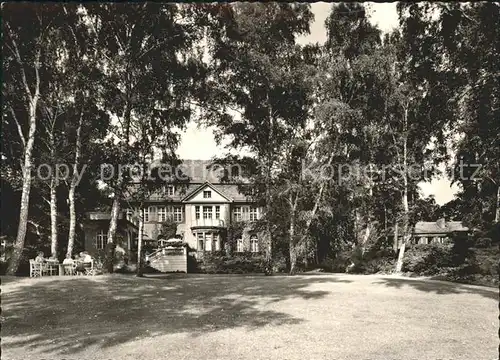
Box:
[33,47,41,102]
[137,35,181,61]
[8,106,26,148]
[6,36,33,100]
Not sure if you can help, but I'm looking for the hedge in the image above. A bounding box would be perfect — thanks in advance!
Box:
[194,252,266,274]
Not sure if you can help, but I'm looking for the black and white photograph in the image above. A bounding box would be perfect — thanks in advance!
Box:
[1,2,499,359]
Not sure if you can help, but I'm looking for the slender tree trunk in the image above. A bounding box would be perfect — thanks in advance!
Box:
[7,63,40,274]
[289,194,297,275]
[290,147,337,272]
[393,222,399,253]
[396,107,409,273]
[67,109,84,257]
[262,93,274,271]
[495,184,500,223]
[7,121,36,274]
[136,207,144,277]
[136,122,148,277]
[265,179,272,261]
[384,204,388,244]
[50,176,58,258]
[48,124,59,259]
[299,149,337,243]
[361,163,374,255]
[106,101,131,273]
[362,226,371,255]
[105,193,121,273]
[67,185,77,256]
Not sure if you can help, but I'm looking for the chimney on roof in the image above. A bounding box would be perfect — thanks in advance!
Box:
[436,218,446,228]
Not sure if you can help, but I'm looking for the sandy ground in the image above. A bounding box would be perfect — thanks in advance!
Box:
[1,273,498,360]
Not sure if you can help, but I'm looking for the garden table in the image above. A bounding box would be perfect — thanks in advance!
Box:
[45,260,60,276]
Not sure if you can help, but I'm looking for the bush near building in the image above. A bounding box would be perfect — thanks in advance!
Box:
[195,252,266,274]
[402,232,498,287]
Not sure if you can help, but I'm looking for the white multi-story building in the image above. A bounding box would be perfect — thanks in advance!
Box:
[84,160,263,260]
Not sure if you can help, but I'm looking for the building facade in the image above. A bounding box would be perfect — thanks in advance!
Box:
[412,218,470,244]
[84,160,263,258]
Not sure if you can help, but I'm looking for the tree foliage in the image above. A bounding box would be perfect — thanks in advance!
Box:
[2,2,498,275]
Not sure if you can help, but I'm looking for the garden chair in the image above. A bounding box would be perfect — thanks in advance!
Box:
[63,263,77,276]
[29,259,43,277]
[84,259,95,276]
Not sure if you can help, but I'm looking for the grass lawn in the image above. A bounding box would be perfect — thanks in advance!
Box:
[1,273,497,360]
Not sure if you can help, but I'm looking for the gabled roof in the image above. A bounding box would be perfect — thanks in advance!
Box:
[414,221,469,235]
[181,181,233,202]
[125,182,253,203]
[123,159,254,203]
[215,184,254,202]
[145,159,247,183]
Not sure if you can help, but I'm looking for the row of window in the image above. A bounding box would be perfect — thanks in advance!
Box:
[157,206,183,222]
[196,233,259,253]
[93,228,260,253]
[134,206,184,223]
[233,206,259,222]
[127,205,260,223]
[236,236,259,253]
[195,205,221,220]
[197,232,221,251]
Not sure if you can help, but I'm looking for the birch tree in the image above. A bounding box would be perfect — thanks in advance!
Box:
[2,4,69,274]
[440,3,500,227]
[201,3,314,269]
[86,3,206,272]
[391,3,454,271]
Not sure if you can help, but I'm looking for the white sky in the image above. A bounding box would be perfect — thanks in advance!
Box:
[177,2,459,205]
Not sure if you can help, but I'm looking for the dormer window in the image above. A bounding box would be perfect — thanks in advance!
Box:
[164,185,175,196]
[203,190,211,199]
[231,166,240,178]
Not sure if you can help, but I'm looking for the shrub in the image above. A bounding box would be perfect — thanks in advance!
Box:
[475,237,492,248]
[474,247,499,276]
[402,238,498,282]
[114,264,136,274]
[402,243,453,274]
[361,256,396,274]
[317,253,347,273]
[197,252,265,274]
[271,253,288,273]
[342,245,397,274]
[187,254,200,273]
[0,260,7,275]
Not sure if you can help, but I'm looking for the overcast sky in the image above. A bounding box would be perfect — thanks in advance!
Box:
[177,2,459,205]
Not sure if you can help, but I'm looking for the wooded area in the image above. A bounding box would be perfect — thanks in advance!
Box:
[2,3,499,276]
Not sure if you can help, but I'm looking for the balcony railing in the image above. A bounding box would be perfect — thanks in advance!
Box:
[191,218,225,228]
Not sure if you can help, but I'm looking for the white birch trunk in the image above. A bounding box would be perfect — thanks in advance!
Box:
[495,185,500,223]
[137,207,144,277]
[106,101,131,273]
[396,107,409,273]
[7,51,40,274]
[50,176,58,258]
[67,110,84,257]
[289,193,297,275]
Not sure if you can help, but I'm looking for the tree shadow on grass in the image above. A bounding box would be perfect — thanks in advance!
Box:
[1,275,23,285]
[2,274,349,356]
[375,276,498,301]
